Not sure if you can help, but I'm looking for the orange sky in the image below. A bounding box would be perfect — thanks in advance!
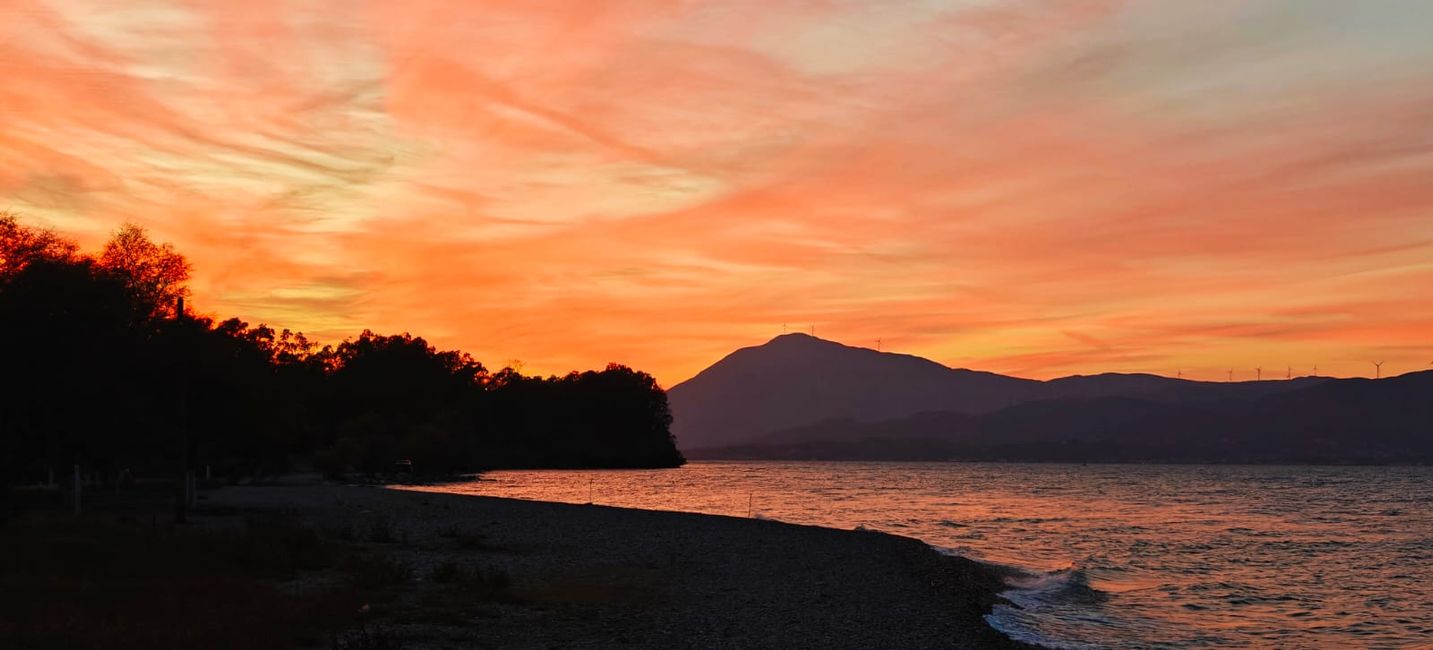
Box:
[3,1,1431,385]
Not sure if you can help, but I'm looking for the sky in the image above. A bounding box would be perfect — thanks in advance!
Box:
[3,0,1431,385]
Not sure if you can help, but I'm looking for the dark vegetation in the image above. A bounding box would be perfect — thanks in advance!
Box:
[0,214,684,496]
[0,485,529,649]
[0,500,363,648]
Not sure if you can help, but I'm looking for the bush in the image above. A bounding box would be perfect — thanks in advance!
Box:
[332,624,403,650]
[340,553,410,589]
[367,515,397,543]
[427,561,511,599]
[321,521,357,542]
[437,524,490,550]
[197,515,331,577]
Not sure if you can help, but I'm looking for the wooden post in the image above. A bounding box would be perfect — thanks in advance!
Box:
[174,296,189,524]
[72,464,81,516]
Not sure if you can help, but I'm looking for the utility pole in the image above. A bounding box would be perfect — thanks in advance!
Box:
[175,296,192,524]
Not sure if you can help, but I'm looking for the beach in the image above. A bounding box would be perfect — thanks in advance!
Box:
[207,484,1030,649]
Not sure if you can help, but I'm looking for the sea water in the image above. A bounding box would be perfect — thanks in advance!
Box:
[408,461,1432,648]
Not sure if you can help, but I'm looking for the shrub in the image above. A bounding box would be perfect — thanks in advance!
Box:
[331,624,403,650]
[198,515,331,577]
[322,521,357,542]
[367,516,397,543]
[437,524,489,550]
[427,561,511,600]
[340,553,411,589]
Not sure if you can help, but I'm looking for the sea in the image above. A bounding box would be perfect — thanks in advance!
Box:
[408,461,1432,649]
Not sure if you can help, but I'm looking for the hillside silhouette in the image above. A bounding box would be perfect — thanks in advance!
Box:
[0,215,684,494]
[672,334,1428,463]
[667,333,1039,449]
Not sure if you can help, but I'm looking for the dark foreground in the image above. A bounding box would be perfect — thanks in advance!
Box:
[1,484,1030,649]
[223,485,1030,649]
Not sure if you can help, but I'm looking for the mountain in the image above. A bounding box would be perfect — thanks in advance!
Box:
[666,333,1039,450]
[667,333,1323,451]
[689,371,1433,464]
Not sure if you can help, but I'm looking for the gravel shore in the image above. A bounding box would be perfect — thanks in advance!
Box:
[207,485,1033,649]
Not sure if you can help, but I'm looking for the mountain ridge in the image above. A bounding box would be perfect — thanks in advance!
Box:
[688,370,1433,464]
[666,334,1414,462]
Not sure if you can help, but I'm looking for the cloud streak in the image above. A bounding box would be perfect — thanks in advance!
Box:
[3,0,1431,383]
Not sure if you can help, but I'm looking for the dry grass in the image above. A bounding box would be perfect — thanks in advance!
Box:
[0,515,366,649]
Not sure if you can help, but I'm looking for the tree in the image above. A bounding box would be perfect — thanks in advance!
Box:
[4,219,687,488]
[99,223,191,319]
[0,212,78,283]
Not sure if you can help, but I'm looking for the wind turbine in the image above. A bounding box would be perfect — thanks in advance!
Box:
[1286,366,1292,380]
[1373,361,1384,379]
[1256,367,1263,382]
[1228,369,1234,382]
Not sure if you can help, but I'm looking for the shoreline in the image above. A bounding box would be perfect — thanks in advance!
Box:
[208,484,1036,649]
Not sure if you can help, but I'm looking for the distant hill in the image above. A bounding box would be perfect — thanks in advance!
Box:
[668,333,1325,451]
[688,370,1433,464]
[666,334,1039,450]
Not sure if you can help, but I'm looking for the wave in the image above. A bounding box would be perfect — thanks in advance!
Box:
[1006,566,1111,607]
[983,564,1115,650]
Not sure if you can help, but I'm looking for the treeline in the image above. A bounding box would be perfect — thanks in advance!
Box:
[0,215,684,486]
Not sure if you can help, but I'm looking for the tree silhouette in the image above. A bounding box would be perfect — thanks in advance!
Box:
[0,213,78,282]
[99,223,191,320]
[2,215,683,492]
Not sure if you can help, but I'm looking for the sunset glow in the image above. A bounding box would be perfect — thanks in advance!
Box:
[4,1,1431,383]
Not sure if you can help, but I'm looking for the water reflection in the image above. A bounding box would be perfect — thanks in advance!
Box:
[403,462,1433,648]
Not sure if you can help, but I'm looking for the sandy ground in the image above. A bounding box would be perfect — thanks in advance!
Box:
[206,484,1033,649]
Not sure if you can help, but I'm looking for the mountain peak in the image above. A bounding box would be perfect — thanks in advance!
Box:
[666,335,1344,452]
[667,334,1037,449]
[763,332,848,349]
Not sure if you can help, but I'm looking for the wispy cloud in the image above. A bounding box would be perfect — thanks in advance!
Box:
[3,0,1431,383]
